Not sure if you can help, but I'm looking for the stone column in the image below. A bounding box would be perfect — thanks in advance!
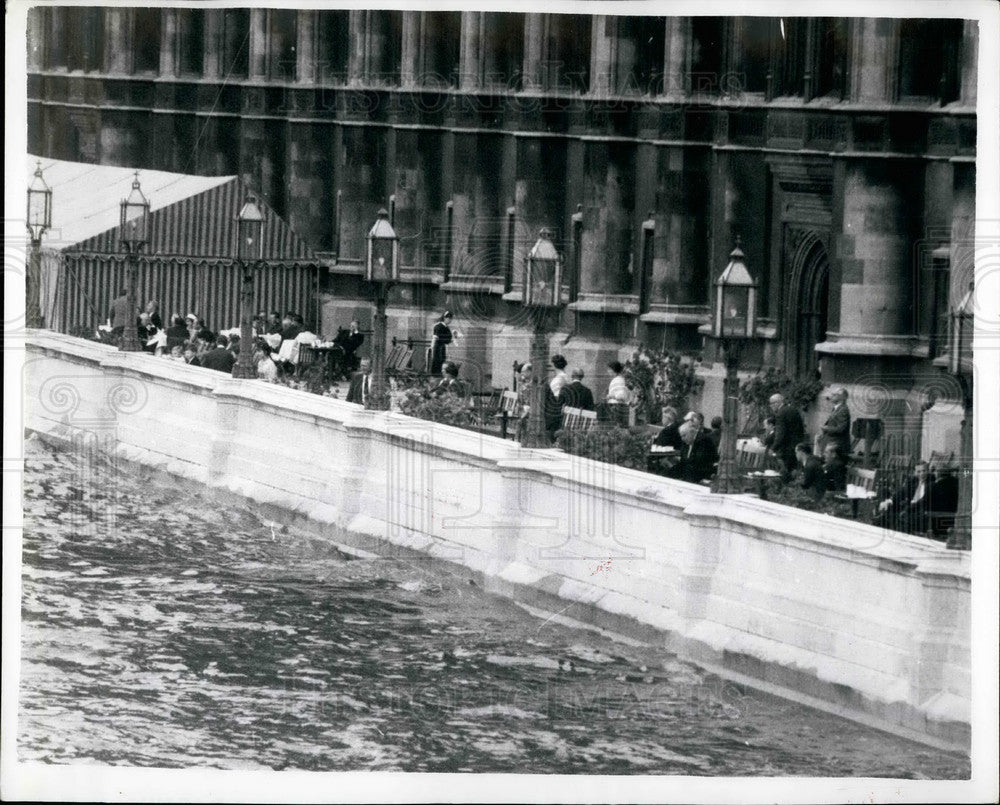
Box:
[202,9,222,79]
[590,15,615,95]
[960,19,978,106]
[522,14,544,91]
[103,8,132,74]
[348,10,366,84]
[834,162,914,342]
[850,18,896,103]
[367,11,391,84]
[577,143,634,296]
[159,7,179,77]
[249,9,267,79]
[459,11,482,90]
[296,10,317,84]
[400,11,420,87]
[287,123,331,251]
[27,8,43,71]
[663,17,687,98]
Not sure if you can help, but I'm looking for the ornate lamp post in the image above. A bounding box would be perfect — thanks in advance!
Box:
[364,208,399,410]
[521,228,564,448]
[26,161,52,329]
[946,281,974,550]
[710,238,758,494]
[118,172,150,352]
[232,196,264,379]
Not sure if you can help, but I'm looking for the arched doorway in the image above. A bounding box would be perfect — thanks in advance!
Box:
[787,234,830,378]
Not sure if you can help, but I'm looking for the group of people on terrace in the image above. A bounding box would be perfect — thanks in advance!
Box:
[108,291,365,383]
[107,294,959,541]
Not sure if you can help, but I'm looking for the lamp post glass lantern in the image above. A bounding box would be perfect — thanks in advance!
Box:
[522,228,564,448]
[26,161,52,329]
[233,196,264,379]
[365,208,399,410]
[119,172,150,352]
[947,280,974,550]
[711,239,758,494]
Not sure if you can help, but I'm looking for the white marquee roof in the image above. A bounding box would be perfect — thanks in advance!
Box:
[27,155,234,250]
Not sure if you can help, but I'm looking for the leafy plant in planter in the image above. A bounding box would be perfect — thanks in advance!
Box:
[738,367,824,435]
[277,365,339,398]
[397,379,476,428]
[623,345,702,425]
[554,425,654,471]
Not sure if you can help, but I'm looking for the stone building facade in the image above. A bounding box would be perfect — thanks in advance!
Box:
[27,9,978,446]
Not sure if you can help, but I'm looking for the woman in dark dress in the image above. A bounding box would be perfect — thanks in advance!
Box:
[430,311,454,375]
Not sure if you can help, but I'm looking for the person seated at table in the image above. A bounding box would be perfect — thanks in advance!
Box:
[199,335,237,373]
[795,442,824,499]
[761,416,776,450]
[664,422,718,484]
[227,333,241,356]
[433,362,467,399]
[926,464,960,539]
[347,358,373,405]
[137,312,158,353]
[334,321,365,375]
[653,407,683,449]
[280,312,302,342]
[873,460,956,537]
[707,416,723,452]
[605,361,631,405]
[165,315,189,350]
[254,341,279,383]
[557,368,595,412]
[821,443,847,494]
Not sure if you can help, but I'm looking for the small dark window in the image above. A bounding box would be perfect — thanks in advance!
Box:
[423,12,461,87]
[66,8,104,73]
[738,17,771,94]
[269,10,297,81]
[898,19,963,101]
[483,12,524,90]
[689,17,724,94]
[179,9,205,76]
[774,17,806,97]
[618,16,666,94]
[223,9,249,77]
[546,14,590,93]
[134,8,161,73]
[317,11,349,83]
[815,18,848,99]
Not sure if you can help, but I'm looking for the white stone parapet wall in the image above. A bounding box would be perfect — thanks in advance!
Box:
[23,331,971,749]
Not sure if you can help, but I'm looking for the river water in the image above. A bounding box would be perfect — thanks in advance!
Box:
[18,435,969,777]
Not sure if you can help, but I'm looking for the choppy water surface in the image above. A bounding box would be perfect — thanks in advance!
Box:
[19,436,969,776]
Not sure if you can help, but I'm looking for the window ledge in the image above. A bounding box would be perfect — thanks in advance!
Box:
[815,334,931,358]
[567,294,640,315]
[439,277,506,295]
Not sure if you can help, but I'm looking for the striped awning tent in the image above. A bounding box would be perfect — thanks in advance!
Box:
[32,156,320,334]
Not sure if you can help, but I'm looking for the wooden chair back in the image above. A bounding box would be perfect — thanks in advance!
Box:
[561,406,583,431]
[846,465,878,492]
[499,390,520,415]
[578,409,597,433]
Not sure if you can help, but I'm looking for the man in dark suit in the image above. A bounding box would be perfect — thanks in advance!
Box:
[769,393,805,478]
[874,461,958,537]
[346,358,372,405]
[795,442,824,498]
[653,406,683,449]
[821,443,848,494]
[665,422,719,484]
[557,367,595,412]
[199,335,237,373]
[819,387,852,457]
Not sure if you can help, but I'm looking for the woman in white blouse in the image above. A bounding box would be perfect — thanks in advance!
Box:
[605,360,630,404]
